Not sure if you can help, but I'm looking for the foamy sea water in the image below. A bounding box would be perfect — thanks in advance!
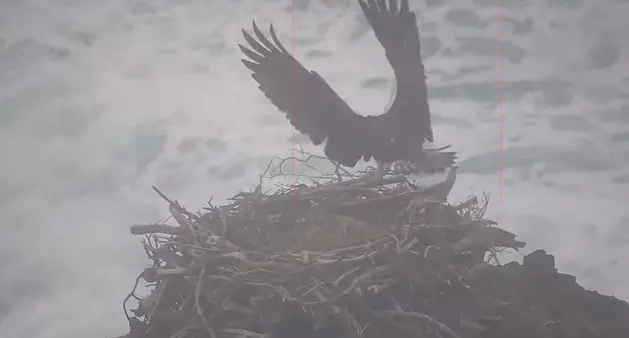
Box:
[1,0,628,337]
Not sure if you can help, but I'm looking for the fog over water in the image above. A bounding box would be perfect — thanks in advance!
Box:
[1,0,628,337]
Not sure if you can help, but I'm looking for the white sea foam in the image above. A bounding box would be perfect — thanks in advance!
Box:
[1,0,628,337]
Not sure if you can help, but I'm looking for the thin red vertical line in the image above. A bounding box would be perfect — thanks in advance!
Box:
[291,1,297,204]
[498,0,504,203]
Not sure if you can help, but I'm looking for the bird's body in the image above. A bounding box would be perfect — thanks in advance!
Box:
[239,0,456,183]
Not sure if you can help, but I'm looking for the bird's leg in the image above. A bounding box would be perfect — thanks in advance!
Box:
[352,161,388,187]
[339,162,388,186]
[369,161,388,184]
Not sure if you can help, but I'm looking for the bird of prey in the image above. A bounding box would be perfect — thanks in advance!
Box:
[238,0,456,184]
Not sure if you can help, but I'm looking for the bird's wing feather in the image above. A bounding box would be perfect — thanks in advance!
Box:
[239,21,374,167]
[357,0,434,143]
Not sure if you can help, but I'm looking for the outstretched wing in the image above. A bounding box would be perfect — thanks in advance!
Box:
[358,0,434,143]
[239,21,376,167]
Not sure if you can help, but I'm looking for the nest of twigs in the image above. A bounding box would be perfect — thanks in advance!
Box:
[119,151,528,338]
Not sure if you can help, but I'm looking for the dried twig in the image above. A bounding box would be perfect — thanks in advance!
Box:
[118,151,525,338]
[373,310,462,338]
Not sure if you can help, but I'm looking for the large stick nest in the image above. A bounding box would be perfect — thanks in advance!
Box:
[114,151,629,338]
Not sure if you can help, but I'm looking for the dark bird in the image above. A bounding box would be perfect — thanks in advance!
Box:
[238,0,456,184]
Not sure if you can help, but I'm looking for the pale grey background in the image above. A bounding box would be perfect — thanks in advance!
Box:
[1,0,628,337]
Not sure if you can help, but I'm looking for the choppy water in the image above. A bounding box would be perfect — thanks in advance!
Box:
[1,0,628,337]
